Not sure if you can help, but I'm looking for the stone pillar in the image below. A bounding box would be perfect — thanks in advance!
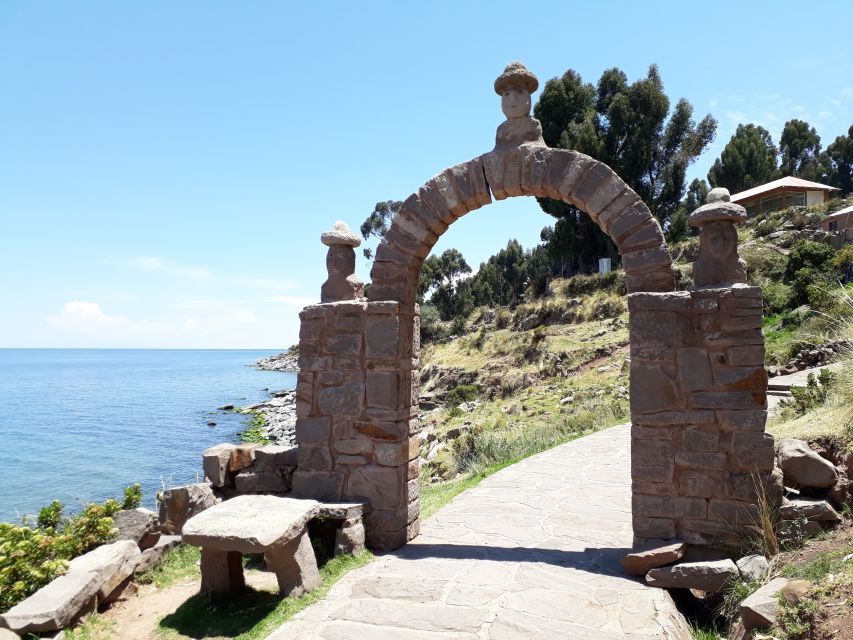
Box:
[630,189,775,547]
[291,300,420,551]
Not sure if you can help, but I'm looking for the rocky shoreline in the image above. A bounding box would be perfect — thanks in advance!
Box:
[240,388,297,445]
[255,349,298,372]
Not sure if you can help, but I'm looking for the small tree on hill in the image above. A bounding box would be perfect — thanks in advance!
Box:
[780,119,824,181]
[708,124,779,193]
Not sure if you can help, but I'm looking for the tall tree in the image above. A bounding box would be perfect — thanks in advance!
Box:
[359,200,402,260]
[422,249,472,320]
[708,124,779,193]
[824,124,853,193]
[779,119,823,181]
[534,65,716,273]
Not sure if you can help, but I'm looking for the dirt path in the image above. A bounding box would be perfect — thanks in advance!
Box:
[100,571,280,639]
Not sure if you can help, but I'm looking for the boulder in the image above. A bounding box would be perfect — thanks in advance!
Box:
[234,467,291,493]
[136,535,182,574]
[736,555,769,582]
[0,570,101,635]
[777,439,839,489]
[621,540,686,577]
[158,483,217,535]
[68,540,141,601]
[780,579,811,605]
[203,443,235,487]
[112,508,160,550]
[779,497,841,522]
[229,445,260,472]
[0,630,20,640]
[645,559,738,593]
[740,577,791,630]
[334,518,365,556]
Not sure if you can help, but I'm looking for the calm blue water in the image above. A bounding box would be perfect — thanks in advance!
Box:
[0,349,296,523]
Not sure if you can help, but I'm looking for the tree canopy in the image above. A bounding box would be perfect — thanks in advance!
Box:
[825,124,853,193]
[779,119,823,181]
[708,124,779,193]
[533,64,716,272]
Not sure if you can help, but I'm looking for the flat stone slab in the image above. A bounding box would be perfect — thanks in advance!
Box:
[621,540,686,577]
[740,577,791,629]
[316,502,365,520]
[646,559,739,593]
[267,424,691,639]
[183,495,319,553]
[0,570,100,635]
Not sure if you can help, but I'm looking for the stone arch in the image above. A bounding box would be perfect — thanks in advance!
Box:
[368,146,676,306]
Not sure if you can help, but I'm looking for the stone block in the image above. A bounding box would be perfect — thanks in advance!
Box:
[297,444,332,471]
[234,467,292,493]
[557,152,596,202]
[394,208,440,244]
[740,577,791,630]
[318,370,344,387]
[718,410,767,432]
[200,548,245,593]
[633,516,676,540]
[728,433,775,472]
[682,428,719,452]
[373,439,416,467]
[255,445,299,467]
[318,383,364,417]
[571,161,614,216]
[366,371,399,409]
[630,311,678,346]
[632,439,674,483]
[725,345,765,366]
[675,451,726,470]
[628,291,691,312]
[677,470,722,498]
[630,364,681,413]
[692,391,765,410]
[158,483,216,535]
[347,465,404,511]
[333,438,373,456]
[0,569,101,635]
[295,417,330,445]
[607,201,653,243]
[354,420,408,442]
[777,438,839,489]
[299,319,323,343]
[229,445,260,472]
[111,508,160,550]
[646,559,738,593]
[677,348,712,391]
[708,499,758,525]
[598,189,643,230]
[335,520,366,556]
[621,219,665,253]
[135,535,181,574]
[365,316,400,358]
[622,244,671,273]
[633,494,674,518]
[290,471,344,500]
[68,540,141,601]
[634,410,716,425]
[713,366,768,390]
[621,540,686,577]
[633,425,674,440]
[632,480,677,496]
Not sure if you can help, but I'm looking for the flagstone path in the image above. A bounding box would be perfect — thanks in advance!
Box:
[267,424,691,639]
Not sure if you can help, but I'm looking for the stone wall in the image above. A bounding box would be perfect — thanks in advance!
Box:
[290,300,421,551]
[629,284,774,546]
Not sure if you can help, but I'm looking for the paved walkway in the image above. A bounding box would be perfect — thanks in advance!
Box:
[268,424,690,639]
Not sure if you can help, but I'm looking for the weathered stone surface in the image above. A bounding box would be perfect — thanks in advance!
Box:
[316,502,365,520]
[265,530,321,597]
[68,540,141,601]
[740,577,791,630]
[234,467,292,493]
[158,483,217,535]
[736,555,769,582]
[183,495,319,553]
[0,629,20,640]
[0,570,100,634]
[621,540,686,576]
[779,497,841,522]
[777,439,839,488]
[255,444,299,467]
[202,443,234,487]
[229,445,260,472]
[111,508,159,551]
[200,548,245,593]
[321,222,365,303]
[646,559,738,593]
[136,535,182,574]
[334,520,366,556]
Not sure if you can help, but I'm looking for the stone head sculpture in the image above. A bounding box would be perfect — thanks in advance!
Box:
[690,188,748,287]
[493,61,545,151]
[320,221,365,303]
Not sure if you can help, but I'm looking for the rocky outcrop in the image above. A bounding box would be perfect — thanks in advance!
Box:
[136,535,182,574]
[111,508,160,550]
[204,442,298,497]
[767,339,850,377]
[735,555,769,582]
[256,350,299,372]
[241,389,297,444]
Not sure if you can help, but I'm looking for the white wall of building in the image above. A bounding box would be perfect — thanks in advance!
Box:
[806,190,825,207]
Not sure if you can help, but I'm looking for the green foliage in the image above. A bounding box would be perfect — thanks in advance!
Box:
[419,303,446,344]
[37,500,64,530]
[239,411,271,444]
[562,270,626,297]
[494,309,511,329]
[708,123,779,193]
[824,124,853,193]
[781,369,836,419]
[136,543,200,588]
[780,118,824,181]
[1,495,123,612]
[121,483,142,510]
[784,240,838,306]
[359,200,402,260]
[533,65,716,271]
[446,384,479,407]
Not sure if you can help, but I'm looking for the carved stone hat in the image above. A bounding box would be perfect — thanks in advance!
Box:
[494,61,539,95]
[321,221,361,247]
[689,187,748,227]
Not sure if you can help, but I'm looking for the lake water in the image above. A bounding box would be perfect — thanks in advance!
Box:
[0,349,296,522]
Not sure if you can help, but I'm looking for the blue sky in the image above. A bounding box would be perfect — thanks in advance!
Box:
[1,1,851,348]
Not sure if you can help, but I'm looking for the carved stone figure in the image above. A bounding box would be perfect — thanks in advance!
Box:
[493,61,545,151]
[690,187,748,287]
[320,222,364,303]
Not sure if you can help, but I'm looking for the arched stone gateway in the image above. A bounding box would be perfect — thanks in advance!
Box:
[292,63,774,551]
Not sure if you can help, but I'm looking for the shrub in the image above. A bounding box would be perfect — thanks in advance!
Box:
[37,500,63,530]
[781,369,836,419]
[419,304,445,344]
[122,484,143,510]
[562,270,626,297]
[785,240,836,282]
[754,219,775,237]
[446,384,479,407]
[494,309,511,329]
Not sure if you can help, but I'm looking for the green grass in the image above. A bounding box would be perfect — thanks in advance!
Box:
[238,411,271,444]
[136,544,201,588]
[779,547,853,582]
[689,623,724,640]
[155,551,373,640]
[65,614,116,640]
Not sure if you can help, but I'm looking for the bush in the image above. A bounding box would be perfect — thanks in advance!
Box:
[446,384,479,407]
[754,219,775,237]
[785,240,836,282]
[419,304,445,344]
[781,369,836,419]
[494,309,511,330]
[0,487,133,612]
[562,270,626,297]
[122,484,143,510]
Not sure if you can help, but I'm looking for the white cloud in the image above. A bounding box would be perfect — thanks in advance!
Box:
[48,301,173,340]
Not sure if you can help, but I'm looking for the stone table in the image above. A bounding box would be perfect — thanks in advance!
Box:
[182,495,320,596]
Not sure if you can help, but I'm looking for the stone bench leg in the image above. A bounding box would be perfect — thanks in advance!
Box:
[264,530,321,597]
[334,517,365,556]
[200,548,245,592]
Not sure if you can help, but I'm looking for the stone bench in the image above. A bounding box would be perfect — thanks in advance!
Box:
[182,495,320,596]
